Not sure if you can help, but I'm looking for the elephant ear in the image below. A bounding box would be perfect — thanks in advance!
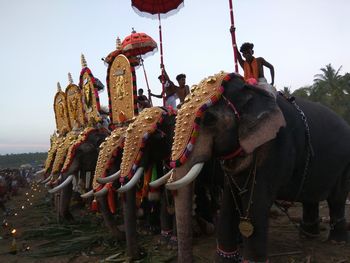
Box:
[225,81,286,154]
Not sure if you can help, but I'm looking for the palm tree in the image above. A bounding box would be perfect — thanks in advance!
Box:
[313,63,342,87]
[282,86,291,97]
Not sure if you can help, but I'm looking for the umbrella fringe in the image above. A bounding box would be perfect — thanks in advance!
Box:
[131,2,184,20]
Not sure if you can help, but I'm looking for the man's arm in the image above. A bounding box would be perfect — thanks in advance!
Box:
[230,26,244,68]
[234,46,244,69]
[261,58,275,86]
[150,92,163,99]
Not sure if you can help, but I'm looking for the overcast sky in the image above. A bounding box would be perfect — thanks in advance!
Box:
[0,0,349,154]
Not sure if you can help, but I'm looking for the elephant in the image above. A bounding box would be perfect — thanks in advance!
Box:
[110,107,223,260]
[160,72,350,262]
[94,107,176,259]
[85,126,127,240]
[48,126,110,222]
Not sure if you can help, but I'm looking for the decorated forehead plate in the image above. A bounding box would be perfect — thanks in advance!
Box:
[44,135,61,173]
[61,127,96,173]
[51,130,79,174]
[120,107,165,179]
[171,71,228,164]
[92,126,127,190]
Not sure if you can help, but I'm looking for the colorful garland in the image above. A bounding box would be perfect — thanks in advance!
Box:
[61,127,105,174]
[170,74,232,168]
[119,110,168,184]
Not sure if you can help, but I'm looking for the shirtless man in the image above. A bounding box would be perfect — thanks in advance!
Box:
[235,42,275,94]
[175,73,190,104]
[150,69,177,108]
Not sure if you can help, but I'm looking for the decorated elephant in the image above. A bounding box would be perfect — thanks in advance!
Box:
[104,107,222,260]
[160,72,350,262]
[93,107,176,259]
[48,126,110,221]
[83,126,127,240]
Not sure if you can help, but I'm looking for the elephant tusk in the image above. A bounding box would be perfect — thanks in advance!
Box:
[166,162,204,190]
[41,174,52,184]
[149,169,173,188]
[117,167,144,193]
[81,189,94,198]
[96,170,121,184]
[35,168,46,177]
[94,186,108,197]
[51,175,62,185]
[48,175,73,194]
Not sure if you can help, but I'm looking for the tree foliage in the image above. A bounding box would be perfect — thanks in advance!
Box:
[292,63,350,124]
[0,152,47,169]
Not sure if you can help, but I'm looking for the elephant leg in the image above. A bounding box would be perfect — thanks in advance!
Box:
[97,195,125,241]
[299,202,320,238]
[215,184,242,263]
[159,190,174,245]
[327,188,348,243]
[123,187,142,259]
[173,183,193,262]
[59,182,74,222]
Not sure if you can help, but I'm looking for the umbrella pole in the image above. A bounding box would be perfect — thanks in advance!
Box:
[229,0,239,73]
[158,13,166,107]
[140,58,153,106]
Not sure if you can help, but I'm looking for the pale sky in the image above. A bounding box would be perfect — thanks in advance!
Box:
[0,0,349,154]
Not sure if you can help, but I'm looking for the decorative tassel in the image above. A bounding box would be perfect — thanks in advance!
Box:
[90,198,98,212]
[107,183,116,214]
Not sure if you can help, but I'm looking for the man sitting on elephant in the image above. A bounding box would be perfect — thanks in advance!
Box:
[234,40,275,95]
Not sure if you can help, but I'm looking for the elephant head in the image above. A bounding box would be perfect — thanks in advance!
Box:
[48,127,109,221]
[85,126,127,240]
[162,72,286,262]
[113,107,176,259]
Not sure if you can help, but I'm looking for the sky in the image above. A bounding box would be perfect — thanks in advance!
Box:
[0,0,349,154]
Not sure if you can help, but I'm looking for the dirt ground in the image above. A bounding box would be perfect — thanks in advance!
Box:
[0,183,349,263]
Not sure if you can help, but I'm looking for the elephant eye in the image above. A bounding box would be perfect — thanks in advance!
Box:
[202,111,217,127]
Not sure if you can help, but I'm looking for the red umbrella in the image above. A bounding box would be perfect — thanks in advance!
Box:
[121,29,158,59]
[121,29,158,104]
[131,0,184,106]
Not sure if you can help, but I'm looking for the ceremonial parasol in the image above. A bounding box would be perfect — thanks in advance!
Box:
[229,0,239,73]
[131,0,184,105]
[121,29,158,104]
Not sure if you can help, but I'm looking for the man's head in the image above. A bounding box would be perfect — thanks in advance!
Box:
[240,42,254,61]
[138,88,144,96]
[176,73,186,86]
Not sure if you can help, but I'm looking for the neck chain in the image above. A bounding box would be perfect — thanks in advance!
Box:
[225,153,257,238]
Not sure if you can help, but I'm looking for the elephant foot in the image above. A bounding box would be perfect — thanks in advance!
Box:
[215,247,242,263]
[299,220,320,238]
[328,217,348,243]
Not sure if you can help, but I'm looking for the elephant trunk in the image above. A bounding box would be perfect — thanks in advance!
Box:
[123,187,140,259]
[174,183,193,262]
[58,179,73,222]
[96,195,125,240]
